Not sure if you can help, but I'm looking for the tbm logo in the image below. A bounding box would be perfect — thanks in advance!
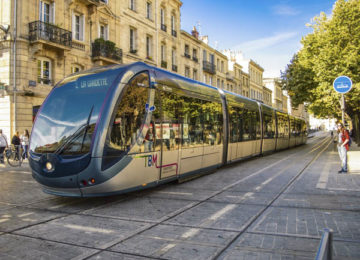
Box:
[142,154,158,167]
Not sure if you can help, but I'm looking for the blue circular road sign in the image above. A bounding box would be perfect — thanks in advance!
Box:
[333,76,352,93]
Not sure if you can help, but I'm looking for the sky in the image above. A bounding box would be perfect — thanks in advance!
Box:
[180,0,335,78]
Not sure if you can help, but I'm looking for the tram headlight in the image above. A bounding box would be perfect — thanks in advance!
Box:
[45,162,53,171]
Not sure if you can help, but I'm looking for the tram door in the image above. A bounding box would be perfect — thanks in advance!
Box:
[159,90,181,179]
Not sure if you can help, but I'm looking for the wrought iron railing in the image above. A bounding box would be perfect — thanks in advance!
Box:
[203,61,216,74]
[192,56,198,62]
[92,41,122,62]
[172,64,178,72]
[37,77,52,85]
[184,53,191,59]
[172,30,177,37]
[161,61,167,69]
[29,21,72,47]
[161,24,167,32]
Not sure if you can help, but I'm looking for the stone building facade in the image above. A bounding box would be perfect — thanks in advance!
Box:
[0,0,276,138]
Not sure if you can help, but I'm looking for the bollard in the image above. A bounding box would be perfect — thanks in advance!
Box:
[315,228,333,260]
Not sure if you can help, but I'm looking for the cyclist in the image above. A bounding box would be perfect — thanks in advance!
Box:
[11,131,21,161]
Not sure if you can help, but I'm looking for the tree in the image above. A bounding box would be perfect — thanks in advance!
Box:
[281,0,360,144]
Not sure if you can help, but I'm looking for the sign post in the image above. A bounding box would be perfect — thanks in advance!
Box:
[333,76,352,125]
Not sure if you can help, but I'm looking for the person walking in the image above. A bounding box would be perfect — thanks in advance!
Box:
[0,129,8,164]
[11,131,21,161]
[337,123,350,173]
[20,129,30,160]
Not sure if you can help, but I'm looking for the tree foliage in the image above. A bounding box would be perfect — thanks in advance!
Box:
[281,0,360,121]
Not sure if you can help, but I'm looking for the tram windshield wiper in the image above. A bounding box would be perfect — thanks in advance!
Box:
[54,105,94,155]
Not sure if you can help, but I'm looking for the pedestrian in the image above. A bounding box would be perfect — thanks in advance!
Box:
[337,123,350,173]
[20,129,30,160]
[0,129,8,164]
[11,131,21,161]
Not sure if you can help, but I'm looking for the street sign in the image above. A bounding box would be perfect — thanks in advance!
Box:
[333,76,352,93]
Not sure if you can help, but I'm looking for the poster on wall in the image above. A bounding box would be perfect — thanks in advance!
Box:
[183,124,189,139]
[172,124,180,138]
[155,124,161,139]
[162,123,170,139]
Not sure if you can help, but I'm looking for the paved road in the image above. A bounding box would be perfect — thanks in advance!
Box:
[0,133,359,259]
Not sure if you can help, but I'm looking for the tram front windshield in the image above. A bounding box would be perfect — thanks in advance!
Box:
[30,68,122,155]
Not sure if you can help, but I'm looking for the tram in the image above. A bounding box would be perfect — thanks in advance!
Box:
[29,62,307,197]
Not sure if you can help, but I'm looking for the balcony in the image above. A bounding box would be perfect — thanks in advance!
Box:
[184,53,191,59]
[192,56,198,62]
[172,64,178,72]
[161,61,167,69]
[92,39,122,64]
[161,24,167,32]
[29,21,72,49]
[202,61,216,74]
[171,30,177,37]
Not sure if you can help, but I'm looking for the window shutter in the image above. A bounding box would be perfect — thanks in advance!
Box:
[72,13,75,39]
[39,1,43,21]
[80,15,84,41]
[51,2,55,23]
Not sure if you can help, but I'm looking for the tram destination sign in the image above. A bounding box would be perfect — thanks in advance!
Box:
[333,76,352,94]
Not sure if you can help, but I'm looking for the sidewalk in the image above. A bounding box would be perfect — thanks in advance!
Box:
[0,159,30,171]
[348,141,360,174]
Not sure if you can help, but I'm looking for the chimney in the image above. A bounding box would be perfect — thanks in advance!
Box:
[191,26,199,39]
[200,35,209,45]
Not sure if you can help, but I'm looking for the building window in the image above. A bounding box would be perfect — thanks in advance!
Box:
[72,13,84,41]
[172,48,176,65]
[193,48,197,59]
[161,44,166,61]
[203,50,207,62]
[160,8,166,31]
[184,44,190,58]
[171,14,176,36]
[37,58,51,85]
[146,35,152,59]
[130,0,136,11]
[209,54,214,65]
[203,74,207,84]
[217,79,220,87]
[193,69,197,80]
[71,65,83,74]
[146,2,152,19]
[221,61,224,72]
[99,24,108,40]
[39,1,54,23]
[130,28,137,53]
[185,66,190,78]
[209,76,213,86]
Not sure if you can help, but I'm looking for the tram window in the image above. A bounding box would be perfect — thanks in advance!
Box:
[161,91,182,151]
[255,110,261,139]
[243,108,257,141]
[263,111,275,139]
[104,72,150,164]
[290,118,296,137]
[182,96,203,148]
[229,105,240,143]
[203,100,223,146]
[277,114,284,138]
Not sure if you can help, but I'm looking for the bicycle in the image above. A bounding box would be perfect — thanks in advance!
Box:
[5,145,23,167]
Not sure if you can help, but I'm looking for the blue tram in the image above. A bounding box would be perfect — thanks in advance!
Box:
[29,62,307,197]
